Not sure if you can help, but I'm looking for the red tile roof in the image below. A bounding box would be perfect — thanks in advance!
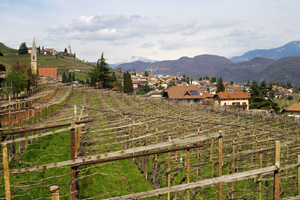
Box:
[205,92,214,98]
[215,91,250,100]
[164,85,206,99]
[286,104,300,112]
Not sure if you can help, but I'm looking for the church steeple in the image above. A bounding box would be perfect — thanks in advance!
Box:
[31,37,38,75]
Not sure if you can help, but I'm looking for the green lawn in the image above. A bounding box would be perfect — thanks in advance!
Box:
[58,71,88,82]
[0,54,93,73]
[275,93,300,108]
[0,43,18,55]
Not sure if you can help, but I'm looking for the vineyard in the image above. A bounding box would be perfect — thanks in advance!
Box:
[0,86,300,199]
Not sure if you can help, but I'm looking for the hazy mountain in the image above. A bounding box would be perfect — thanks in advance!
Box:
[215,57,275,83]
[260,56,300,85]
[117,54,232,77]
[231,41,300,63]
[117,54,300,85]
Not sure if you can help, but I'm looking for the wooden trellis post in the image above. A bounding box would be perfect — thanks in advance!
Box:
[50,185,60,200]
[273,141,280,200]
[2,143,11,200]
[186,148,190,200]
[231,143,235,199]
[298,155,300,196]
[259,148,263,200]
[71,126,76,200]
[167,136,171,200]
[218,130,223,200]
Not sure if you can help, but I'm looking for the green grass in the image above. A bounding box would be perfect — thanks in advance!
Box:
[275,93,300,108]
[0,92,84,199]
[77,94,159,199]
[0,54,93,73]
[58,71,88,82]
[0,43,18,55]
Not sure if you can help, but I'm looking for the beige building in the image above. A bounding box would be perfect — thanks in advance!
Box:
[284,103,300,117]
[214,91,250,110]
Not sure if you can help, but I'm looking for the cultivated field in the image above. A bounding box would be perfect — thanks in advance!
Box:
[0,86,299,199]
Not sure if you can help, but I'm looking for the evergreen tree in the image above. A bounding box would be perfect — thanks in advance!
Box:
[211,77,217,83]
[216,78,225,93]
[88,53,115,88]
[144,70,148,77]
[287,82,293,89]
[158,80,164,90]
[0,52,3,56]
[62,72,67,83]
[18,42,28,55]
[250,81,279,111]
[72,73,75,81]
[140,83,152,94]
[123,71,133,94]
[68,73,72,83]
[167,80,176,88]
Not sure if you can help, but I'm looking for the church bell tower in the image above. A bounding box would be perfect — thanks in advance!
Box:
[31,37,38,75]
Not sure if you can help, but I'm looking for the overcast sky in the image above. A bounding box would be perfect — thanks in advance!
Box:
[1,0,300,63]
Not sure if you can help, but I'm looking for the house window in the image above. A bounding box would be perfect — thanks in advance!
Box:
[224,103,226,106]
[237,102,240,105]
[232,103,235,105]
[242,102,247,105]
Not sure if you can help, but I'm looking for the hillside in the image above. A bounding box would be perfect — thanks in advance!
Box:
[0,42,18,55]
[215,57,275,83]
[260,56,300,85]
[118,54,232,77]
[231,41,300,63]
[117,54,300,85]
[0,54,93,73]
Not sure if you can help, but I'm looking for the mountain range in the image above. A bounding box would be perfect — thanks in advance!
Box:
[116,41,300,86]
[231,41,300,62]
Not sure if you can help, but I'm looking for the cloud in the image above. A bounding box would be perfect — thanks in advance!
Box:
[140,42,155,48]
[48,14,233,42]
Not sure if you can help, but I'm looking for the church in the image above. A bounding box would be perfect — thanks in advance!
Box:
[31,37,38,75]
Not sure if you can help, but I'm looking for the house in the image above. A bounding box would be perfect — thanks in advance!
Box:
[144,90,163,98]
[283,103,300,117]
[214,91,250,110]
[132,81,144,90]
[163,85,206,103]
[39,68,57,80]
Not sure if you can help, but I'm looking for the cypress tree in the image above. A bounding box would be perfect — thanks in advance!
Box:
[72,73,75,81]
[123,71,133,94]
[68,73,72,83]
[216,77,225,93]
[62,72,67,83]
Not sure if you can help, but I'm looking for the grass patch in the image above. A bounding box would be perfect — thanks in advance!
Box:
[58,71,88,82]
[0,54,92,73]
[0,43,18,55]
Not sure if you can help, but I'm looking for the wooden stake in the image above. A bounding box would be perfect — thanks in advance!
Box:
[218,130,223,200]
[186,148,190,200]
[2,143,11,200]
[298,155,300,196]
[167,136,171,200]
[231,143,235,199]
[50,185,60,200]
[259,148,263,200]
[71,128,76,200]
[273,141,280,200]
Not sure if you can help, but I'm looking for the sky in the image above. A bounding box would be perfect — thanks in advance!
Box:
[1,0,300,64]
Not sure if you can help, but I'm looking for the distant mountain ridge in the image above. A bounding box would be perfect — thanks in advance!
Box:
[118,54,232,78]
[231,41,300,63]
[117,54,300,86]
